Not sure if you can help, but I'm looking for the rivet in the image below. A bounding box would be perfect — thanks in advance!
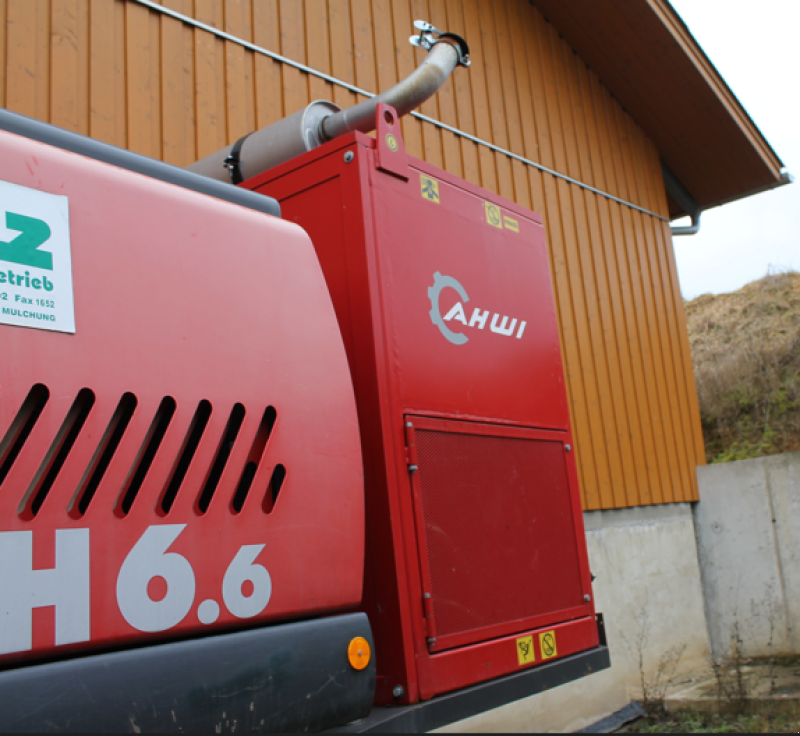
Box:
[344,151,355,163]
[393,685,405,699]
[409,464,419,473]
[565,444,572,452]
[584,594,591,603]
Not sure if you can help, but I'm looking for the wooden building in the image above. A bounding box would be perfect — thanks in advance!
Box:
[0,0,786,510]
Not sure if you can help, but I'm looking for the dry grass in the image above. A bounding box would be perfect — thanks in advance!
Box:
[686,271,800,463]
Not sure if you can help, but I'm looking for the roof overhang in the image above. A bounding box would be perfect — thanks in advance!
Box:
[531,0,790,220]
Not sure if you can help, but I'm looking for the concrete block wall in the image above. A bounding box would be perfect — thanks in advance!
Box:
[437,504,711,733]
[695,451,800,659]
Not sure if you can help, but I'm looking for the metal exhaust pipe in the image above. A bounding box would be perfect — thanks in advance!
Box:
[186,22,469,186]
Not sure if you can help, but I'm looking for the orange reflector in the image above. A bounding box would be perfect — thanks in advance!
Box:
[348,636,371,671]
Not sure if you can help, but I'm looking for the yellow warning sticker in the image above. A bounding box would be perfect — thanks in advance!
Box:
[485,202,503,229]
[385,133,399,152]
[420,174,440,203]
[539,630,558,660]
[504,216,520,233]
[516,635,535,666]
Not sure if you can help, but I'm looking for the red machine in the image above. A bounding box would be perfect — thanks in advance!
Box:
[246,104,599,708]
[0,103,607,734]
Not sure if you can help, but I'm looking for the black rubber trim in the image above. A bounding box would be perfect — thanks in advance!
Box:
[0,613,375,733]
[0,108,281,219]
[330,645,611,733]
[224,132,254,185]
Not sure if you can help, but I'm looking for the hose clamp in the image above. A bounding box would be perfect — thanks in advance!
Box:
[409,21,470,67]
[223,131,254,185]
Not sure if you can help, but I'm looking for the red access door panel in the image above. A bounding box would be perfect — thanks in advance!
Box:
[245,110,596,704]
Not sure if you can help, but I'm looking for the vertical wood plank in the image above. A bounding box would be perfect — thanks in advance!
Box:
[305,0,335,102]
[0,0,6,107]
[252,0,283,129]
[161,0,195,165]
[461,0,496,192]
[411,0,443,167]
[476,0,512,199]
[51,0,82,132]
[125,1,160,157]
[508,1,545,214]
[224,0,249,143]
[148,6,162,153]
[390,0,424,158]
[279,0,309,115]
[90,0,126,147]
[6,0,45,120]
[425,0,462,176]
[494,0,529,208]
[327,0,357,110]
[444,0,481,188]
[195,1,225,157]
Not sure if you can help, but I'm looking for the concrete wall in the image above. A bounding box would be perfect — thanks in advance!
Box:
[436,504,711,733]
[695,451,800,659]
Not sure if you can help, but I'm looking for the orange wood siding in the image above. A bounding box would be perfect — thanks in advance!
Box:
[0,0,704,509]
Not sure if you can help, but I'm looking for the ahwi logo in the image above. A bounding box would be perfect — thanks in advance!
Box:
[428,272,527,346]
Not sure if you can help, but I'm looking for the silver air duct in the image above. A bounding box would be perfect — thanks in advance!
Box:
[187,21,469,186]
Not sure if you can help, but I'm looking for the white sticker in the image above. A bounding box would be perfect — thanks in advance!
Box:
[0,181,75,333]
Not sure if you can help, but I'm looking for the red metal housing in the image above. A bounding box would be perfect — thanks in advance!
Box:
[245,105,598,704]
[0,129,364,666]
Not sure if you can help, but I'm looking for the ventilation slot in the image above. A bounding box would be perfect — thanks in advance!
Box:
[196,403,246,515]
[0,383,50,488]
[263,464,286,514]
[231,406,276,514]
[116,397,176,517]
[69,393,138,519]
[159,400,212,516]
[19,388,96,519]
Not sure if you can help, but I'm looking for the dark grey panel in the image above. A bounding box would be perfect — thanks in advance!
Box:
[0,613,375,733]
[331,645,611,733]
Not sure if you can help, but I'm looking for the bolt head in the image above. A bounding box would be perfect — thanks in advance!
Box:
[565,444,572,452]
[584,594,591,603]
[392,685,405,699]
[344,151,355,163]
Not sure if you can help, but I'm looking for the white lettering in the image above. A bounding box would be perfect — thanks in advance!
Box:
[222,545,271,619]
[468,308,490,329]
[0,529,90,655]
[490,314,517,336]
[517,321,527,339]
[443,302,468,325]
[117,525,195,633]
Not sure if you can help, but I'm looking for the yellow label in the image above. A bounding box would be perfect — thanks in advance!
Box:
[420,175,440,203]
[503,216,520,233]
[516,635,535,666]
[385,134,399,152]
[539,630,558,660]
[485,202,503,229]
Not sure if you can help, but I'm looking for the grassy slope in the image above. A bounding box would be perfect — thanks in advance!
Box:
[686,272,800,464]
